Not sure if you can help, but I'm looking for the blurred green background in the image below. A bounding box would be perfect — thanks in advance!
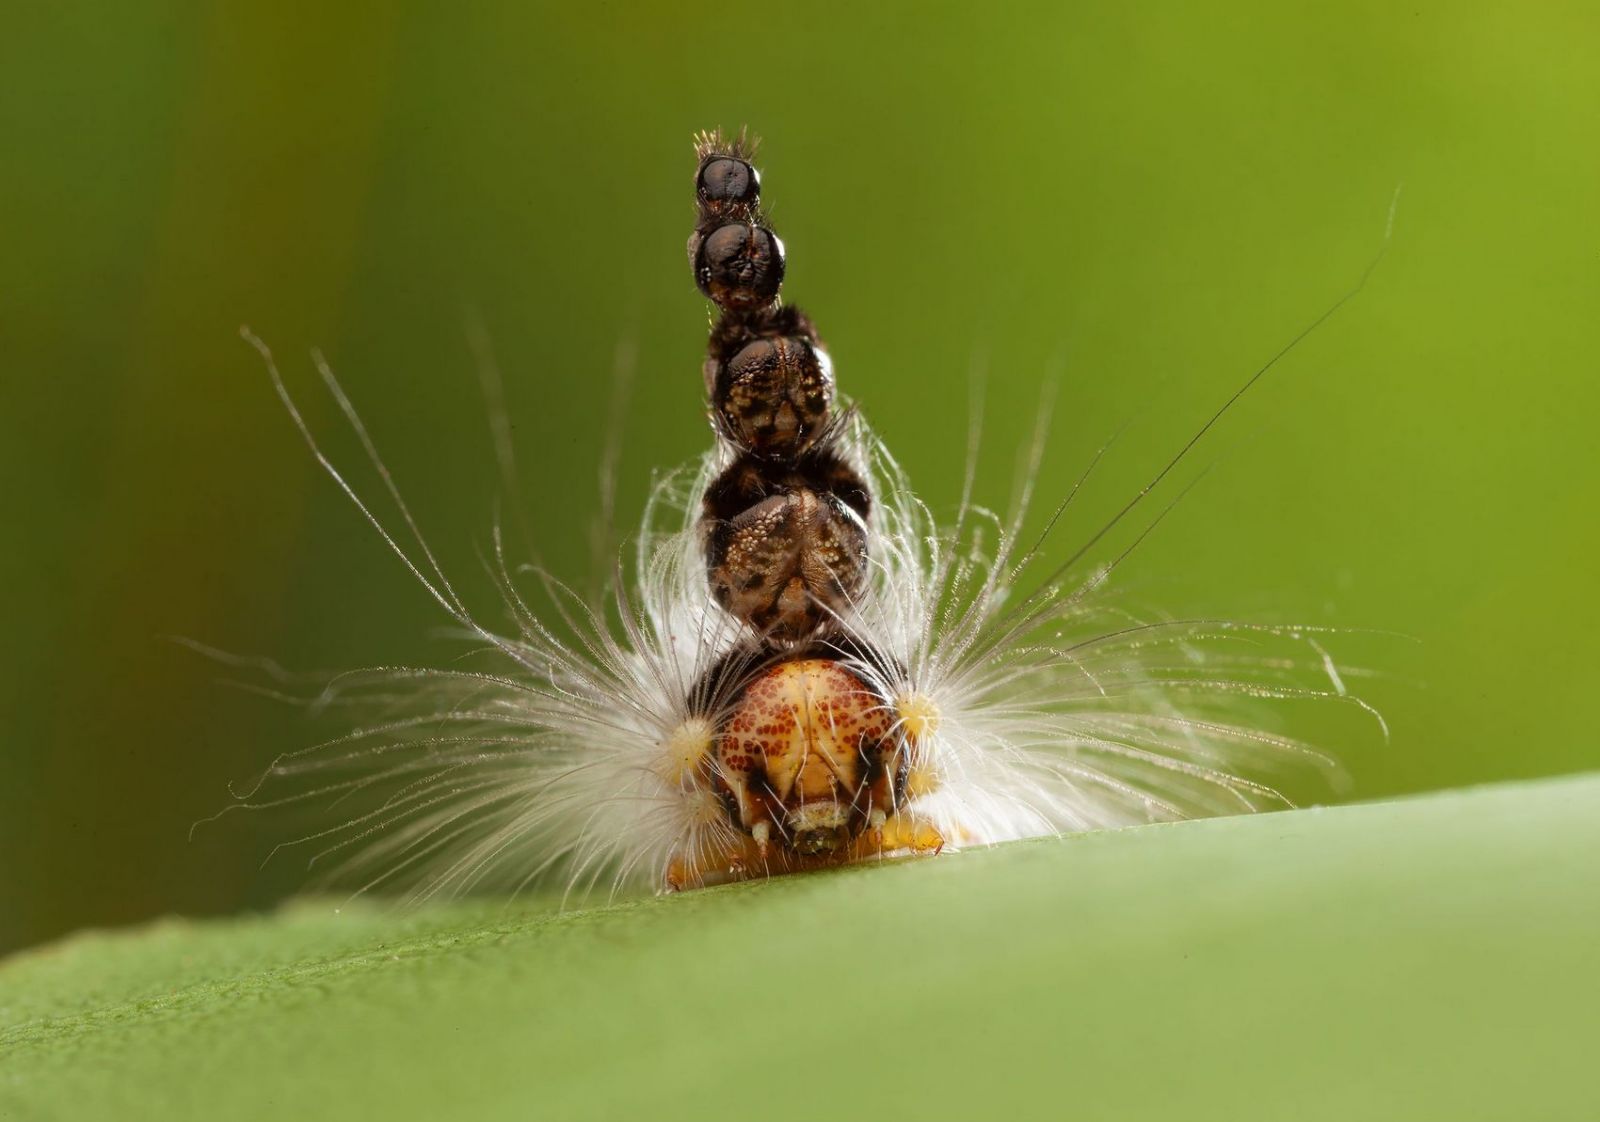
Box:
[2,1,1595,957]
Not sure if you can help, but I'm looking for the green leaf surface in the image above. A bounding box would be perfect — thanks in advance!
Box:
[5,774,1596,1121]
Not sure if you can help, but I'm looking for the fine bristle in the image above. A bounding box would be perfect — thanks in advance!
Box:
[693,125,760,163]
[214,147,1389,904]
[216,339,1370,906]
[819,415,1367,845]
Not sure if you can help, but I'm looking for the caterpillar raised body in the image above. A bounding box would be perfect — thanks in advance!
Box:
[231,130,1374,902]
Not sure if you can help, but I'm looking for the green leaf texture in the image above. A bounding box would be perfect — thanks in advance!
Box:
[4,774,1596,1121]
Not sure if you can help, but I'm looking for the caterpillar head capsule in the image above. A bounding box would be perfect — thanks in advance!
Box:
[714,658,905,860]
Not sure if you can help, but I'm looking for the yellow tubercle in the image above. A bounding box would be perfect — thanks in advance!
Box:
[871,810,946,855]
[894,690,941,741]
[905,761,943,798]
[895,690,944,796]
[659,716,715,786]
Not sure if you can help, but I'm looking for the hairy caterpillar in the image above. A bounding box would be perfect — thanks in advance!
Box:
[215,130,1386,903]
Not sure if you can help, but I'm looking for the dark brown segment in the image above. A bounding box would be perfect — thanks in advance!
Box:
[703,304,819,394]
[696,156,760,213]
[713,336,835,458]
[705,488,865,639]
[702,448,870,524]
[693,223,785,310]
[688,133,871,646]
[704,451,871,640]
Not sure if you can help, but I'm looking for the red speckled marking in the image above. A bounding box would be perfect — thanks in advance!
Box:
[715,658,896,842]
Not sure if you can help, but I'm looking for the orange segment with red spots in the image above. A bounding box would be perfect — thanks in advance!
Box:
[715,658,899,853]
